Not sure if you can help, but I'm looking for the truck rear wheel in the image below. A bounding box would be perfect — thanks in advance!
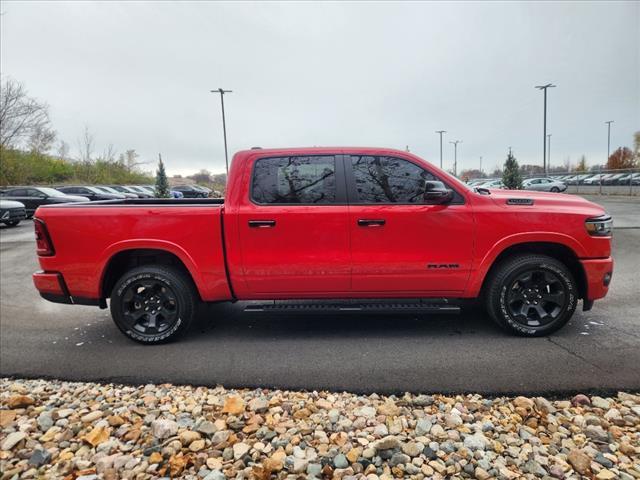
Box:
[110,265,197,344]
[485,254,577,336]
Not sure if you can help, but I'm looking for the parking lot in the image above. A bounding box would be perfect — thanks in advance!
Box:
[1,195,638,395]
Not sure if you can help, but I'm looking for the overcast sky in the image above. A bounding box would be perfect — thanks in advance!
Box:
[1,1,638,176]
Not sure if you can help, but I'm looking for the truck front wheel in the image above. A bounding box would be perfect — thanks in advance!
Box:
[110,265,197,344]
[485,254,577,336]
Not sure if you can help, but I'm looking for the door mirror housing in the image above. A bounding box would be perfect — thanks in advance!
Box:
[423,181,453,205]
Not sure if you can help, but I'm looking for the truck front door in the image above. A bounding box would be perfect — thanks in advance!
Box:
[345,154,475,295]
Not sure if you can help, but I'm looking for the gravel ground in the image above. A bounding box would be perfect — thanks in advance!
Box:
[1,379,638,480]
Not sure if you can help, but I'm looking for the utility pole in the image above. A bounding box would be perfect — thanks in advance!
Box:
[435,130,446,169]
[547,134,552,172]
[479,156,483,174]
[605,120,614,163]
[449,140,461,176]
[535,83,556,175]
[210,88,233,174]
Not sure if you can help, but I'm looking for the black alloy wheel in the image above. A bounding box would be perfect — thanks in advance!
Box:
[485,254,577,336]
[505,268,567,328]
[110,266,197,344]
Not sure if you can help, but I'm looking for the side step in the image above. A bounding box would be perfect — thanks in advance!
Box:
[243,299,460,315]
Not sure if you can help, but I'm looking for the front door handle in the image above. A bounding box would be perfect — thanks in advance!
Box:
[358,219,386,227]
[248,220,276,228]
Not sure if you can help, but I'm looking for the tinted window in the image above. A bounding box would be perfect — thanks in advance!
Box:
[252,156,336,204]
[350,156,436,203]
[7,189,26,196]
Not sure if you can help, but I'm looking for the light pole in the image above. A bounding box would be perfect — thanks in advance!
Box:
[450,140,461,176]
[210,88,232,174]
[535,83,556,174]
[547,134,552,171]
[435,130,446,169]
[605,120,614,163]
[479,156,483,175]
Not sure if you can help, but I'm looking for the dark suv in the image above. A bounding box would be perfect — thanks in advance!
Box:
[171,185,210,198]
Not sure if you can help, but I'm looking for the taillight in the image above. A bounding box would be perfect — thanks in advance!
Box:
[34,218,55,256]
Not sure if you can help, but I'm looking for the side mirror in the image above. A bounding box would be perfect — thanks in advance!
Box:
[424,181,453,205]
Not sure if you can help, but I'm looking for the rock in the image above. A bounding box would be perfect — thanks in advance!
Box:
[149,451,163,463]
[389,453,410,467]
[475,467,491,480]
[355,406,377,418]
[567,449,591,475]
[549,465,565,479]
[591,396,611,409]
[377,401,400,416]
[248,397,268,412]
[374,436,400,450]
[463,433,488,451]
[430,424,445,438]
[333,453,348,468]
[81,410,103,422]
[411,394,434,406]
[534,397,556,413]
[6,394,35,408]
[37,411,54,431]
[594,453,613,468]
[571,394,591,406]
[401,442,421,457]
[596,470,616,480]
[190,439,205,452]
[373,424,388,437]
[415,418,432,435]
[1,431,26,450]
[444,413,462,428]
[151,419,179,439]
[179,430,201,446]
[196,420,217,436]
[233,442,250,459]
[513,396,534,409]
[203,470,226,480]
[28,448,51,467]
[523,459,547,476]
[222,396,245,415]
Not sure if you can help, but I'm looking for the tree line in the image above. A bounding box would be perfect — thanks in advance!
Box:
[0,77,152,186]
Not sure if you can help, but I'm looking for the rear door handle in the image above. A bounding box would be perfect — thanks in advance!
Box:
[358,219,386,227]
[248,220,276,228]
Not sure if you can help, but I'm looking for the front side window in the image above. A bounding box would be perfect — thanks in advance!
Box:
[252,156,336,204]
[350,156,436,203]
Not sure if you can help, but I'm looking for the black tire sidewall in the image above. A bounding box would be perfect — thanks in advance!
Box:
[492,257,577,336]
[110,267,195,344]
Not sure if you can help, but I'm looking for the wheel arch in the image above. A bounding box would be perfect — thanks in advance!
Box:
[476,241,587,300]
[100,248,202,301]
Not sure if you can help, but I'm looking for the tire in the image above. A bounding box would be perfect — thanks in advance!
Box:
[550,187,559,192]
[5,220,20,227]
[485,254,577,336]
[110,265,197,344]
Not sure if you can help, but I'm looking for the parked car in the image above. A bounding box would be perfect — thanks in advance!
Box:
[602,173,628,185]
[171,185,209,198]
[616,172,640,185]
[466,179,488,187]
[106,185,151,198]
[0,199,27,227]
[1,186,88,217]
[95,186,138,199]
[32,147,613,343]
[57,186,126,201]
[522,177,567,193]
[477,179,505,189]
[583,174,616,185]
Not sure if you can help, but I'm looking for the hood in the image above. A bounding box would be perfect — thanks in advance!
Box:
[0,200,25,209]
[485,189,607,217]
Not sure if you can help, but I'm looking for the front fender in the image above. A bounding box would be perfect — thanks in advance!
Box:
[465,232,586,297]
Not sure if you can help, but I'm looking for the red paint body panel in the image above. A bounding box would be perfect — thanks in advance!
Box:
[33,147,613,305]
[33,271,66,295]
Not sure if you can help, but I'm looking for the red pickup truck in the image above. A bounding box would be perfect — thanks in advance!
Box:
[32,147,613,343]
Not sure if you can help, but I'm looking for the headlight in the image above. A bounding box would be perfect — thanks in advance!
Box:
[585,214,613,236]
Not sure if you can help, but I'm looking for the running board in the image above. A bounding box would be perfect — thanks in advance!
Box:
[243,299,460,315]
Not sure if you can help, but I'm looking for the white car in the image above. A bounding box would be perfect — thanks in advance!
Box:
[0,199,27,227]
[522,177,567,193]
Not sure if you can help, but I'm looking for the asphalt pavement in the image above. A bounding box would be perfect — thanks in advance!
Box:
[1,196,638,395]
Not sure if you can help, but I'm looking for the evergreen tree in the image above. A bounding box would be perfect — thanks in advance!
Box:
[155,154,170,198]
[502,150,523,189]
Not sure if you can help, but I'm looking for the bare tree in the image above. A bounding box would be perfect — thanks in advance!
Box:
[77,125,94,163]
[28,123,57,155]
[0,77,54,149]
[57,140,70,160]
[102,143,116,162]
[124,149,145,171]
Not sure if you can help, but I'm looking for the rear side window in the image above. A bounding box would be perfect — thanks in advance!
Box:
[350,156,436,203]
[252,156,336,204]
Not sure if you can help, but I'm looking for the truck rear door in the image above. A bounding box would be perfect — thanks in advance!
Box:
[234,154,351,295]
